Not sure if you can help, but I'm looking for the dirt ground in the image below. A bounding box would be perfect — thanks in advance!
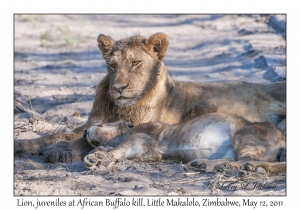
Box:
[14,14,286,196]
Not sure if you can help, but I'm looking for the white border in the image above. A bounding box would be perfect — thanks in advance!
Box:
[3,0,299,209]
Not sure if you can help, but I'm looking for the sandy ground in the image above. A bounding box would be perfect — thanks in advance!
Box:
[14,14,286,196]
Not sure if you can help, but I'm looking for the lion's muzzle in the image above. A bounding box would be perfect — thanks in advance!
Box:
[113,84,129,94]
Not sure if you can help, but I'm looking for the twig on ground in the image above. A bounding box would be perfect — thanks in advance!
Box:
[46,187,53,193]
[14,114,19,120]
[27,95,35,121]
[27,95,46,132]
[184,172,201,176]
[165,177,205,185]
[51,90,91,134]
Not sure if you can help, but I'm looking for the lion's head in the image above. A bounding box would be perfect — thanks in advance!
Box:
[97,32,169,107]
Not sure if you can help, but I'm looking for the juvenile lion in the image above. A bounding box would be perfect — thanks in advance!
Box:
[14,32,286,165]
[83,113,286,175]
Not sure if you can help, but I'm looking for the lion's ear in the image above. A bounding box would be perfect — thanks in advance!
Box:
[145,32,169,60]
[97,34,114,56]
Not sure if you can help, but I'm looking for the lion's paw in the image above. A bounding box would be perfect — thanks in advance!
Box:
[212,162,244,177]
[84,148,116,169]
[189,159,210,170]
[188,158,234,171]
[243,162,267,174]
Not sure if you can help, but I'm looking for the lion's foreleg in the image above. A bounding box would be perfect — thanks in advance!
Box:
[113,133,161,160]
[15,133,67,155]
[84,133,162,169]
[243,161,286,174]
[44,137,93,163]
[14,121,93,155]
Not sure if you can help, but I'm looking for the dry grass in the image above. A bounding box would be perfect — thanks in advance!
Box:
[39,26,81,48]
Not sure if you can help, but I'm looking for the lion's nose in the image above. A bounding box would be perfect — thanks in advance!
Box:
[113,84,129,93]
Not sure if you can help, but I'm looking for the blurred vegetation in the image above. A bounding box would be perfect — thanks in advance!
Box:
[39,26,81,48]
[15,15,82,48]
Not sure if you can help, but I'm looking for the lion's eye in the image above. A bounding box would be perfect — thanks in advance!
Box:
[132,61,141,66]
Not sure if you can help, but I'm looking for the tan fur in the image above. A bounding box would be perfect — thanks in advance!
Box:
[14,33,286,169]
[83,113,286,174]
[232,122,286,161]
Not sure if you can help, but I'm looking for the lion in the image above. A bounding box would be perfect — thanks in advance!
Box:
[82,113,286,175]
[14,32,286,170]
